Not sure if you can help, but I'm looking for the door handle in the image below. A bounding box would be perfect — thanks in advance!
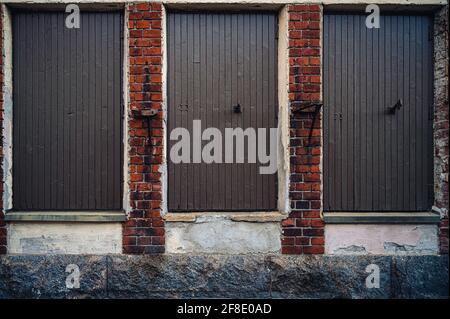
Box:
[387,99,403,114]
[233,103,242,113]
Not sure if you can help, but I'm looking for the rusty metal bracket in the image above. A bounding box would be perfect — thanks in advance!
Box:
[307,103,322,148]
[291,102,323,162]
[131,108,159,161]
[131,108,158,118]
[291,101,323,114]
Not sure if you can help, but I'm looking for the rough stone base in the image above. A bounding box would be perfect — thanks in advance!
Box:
[0,255,447,299]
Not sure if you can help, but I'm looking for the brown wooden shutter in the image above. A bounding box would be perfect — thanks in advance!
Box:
[13,11,123,210]
[323,14,434,211]
[167,12,278,211]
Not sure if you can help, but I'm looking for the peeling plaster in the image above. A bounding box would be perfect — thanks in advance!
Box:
[384,242,419,254]
[433,205,448,219]
[122,6,131,214]
[334,245,367,255]
[166,218,281,254]
[325,224,439,255]
[277,5,290,215]
[8,222,123,254]
[2,5,12,211]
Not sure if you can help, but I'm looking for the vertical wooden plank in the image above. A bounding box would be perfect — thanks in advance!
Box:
[323,14,329,210]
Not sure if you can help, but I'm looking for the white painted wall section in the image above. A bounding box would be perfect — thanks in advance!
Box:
[166,218,281,254]
[325,224,439,255]
[2,4,13,212]
[8,223,123,254]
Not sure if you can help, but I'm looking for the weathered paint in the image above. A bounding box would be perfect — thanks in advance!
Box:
[7,222,122,254]
[1,5,12,212]
[166,217,281,254]
[122,6,131,215]
[160,4,168,216]
[325,224,439,255]
[277,5,290,215]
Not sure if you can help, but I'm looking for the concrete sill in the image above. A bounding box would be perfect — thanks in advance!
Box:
[164,212,287,223]
[323,212,441,224]
[5,211,127,222]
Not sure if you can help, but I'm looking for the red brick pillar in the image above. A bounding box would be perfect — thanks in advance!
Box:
[0,6,6,255]
[123,2,165,254]
[281,4,324,255]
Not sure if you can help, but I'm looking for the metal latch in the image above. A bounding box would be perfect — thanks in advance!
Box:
[233,103,242,113]
[387,99,403,114]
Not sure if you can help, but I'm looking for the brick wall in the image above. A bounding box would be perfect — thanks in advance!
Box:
[434,6,449,255]
[0,6,6,255]
[281,4,324,254]
[123,2,165,254]
[0,2,446,257]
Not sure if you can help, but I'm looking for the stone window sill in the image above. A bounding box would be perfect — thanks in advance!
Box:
[323,212,440,224]
[164,211,287,223]
[4,211,127,222]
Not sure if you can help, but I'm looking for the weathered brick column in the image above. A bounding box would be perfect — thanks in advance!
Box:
[123,2,165,254]
[0,6,6,255]
[434,6,449,255]
[281,4,324,254]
